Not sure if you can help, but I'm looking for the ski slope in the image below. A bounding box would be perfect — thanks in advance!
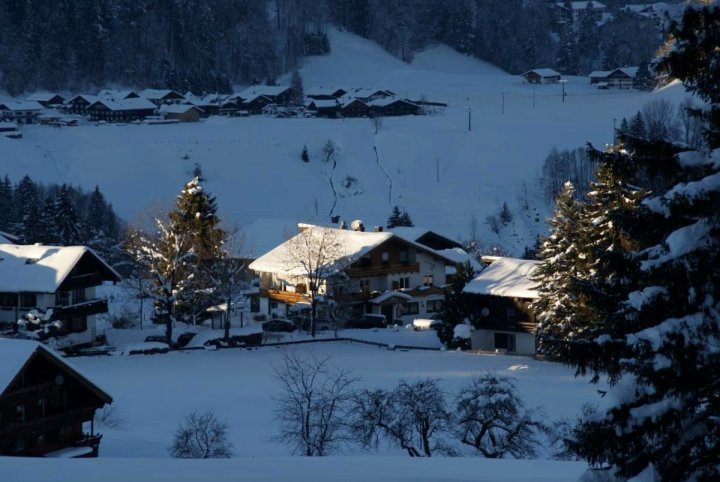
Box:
[1,29,689,254]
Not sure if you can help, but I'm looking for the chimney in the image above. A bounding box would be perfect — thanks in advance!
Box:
[374,226,383,232]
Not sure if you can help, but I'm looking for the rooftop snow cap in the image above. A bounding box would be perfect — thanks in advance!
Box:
[351,220,365,232]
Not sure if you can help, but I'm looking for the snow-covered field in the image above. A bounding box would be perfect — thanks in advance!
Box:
[1,29,690,254]
[74,343,602,458]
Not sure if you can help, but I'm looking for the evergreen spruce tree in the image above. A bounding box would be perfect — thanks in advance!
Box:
[168,166,226,323]
[619,117,629,135]
[290,69,304,106]
[628,112,646,139]
[53,184,83,245]
[38,196,57,244]
[386,206,414,228]
[556,23,578,75]
[539,5,720,480]
[0,175,14,232]
[13,176,42,243]
[633,58,652,90]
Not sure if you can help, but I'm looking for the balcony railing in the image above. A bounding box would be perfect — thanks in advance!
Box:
[345,262,419,278]
[51,298,108,320]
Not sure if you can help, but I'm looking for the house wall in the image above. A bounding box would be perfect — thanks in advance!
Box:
[470,329,536,355]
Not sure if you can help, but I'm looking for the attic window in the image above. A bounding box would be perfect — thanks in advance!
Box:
[24,258,40,265]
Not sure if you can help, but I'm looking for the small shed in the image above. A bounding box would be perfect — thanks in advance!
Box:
[522,68,561,84]
[588,70,611,84]
[307,99,340,118]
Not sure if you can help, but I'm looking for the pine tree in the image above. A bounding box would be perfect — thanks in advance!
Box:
[53,184,83,246]
[386,206,414,228]
[0,175,14,232]
[543,6,720,480]
[168,166,226,323]
[290,69,304,106]
[556,23,578,75]
[633,58,652,90]
[628,112,646,139]
[13,176,42,243]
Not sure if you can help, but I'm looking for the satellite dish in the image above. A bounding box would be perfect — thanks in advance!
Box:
[481,308,490,317]
[54,374,65,385]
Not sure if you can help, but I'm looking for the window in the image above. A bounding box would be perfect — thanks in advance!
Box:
[506,306,519,321]
[381,252,389,266]
[494,333,516,352]
[16,404,25,423]
[398,277,410,289]
[20,294,37,308]
[69,317,87,333]
[0,292,15,308]
[422,275,433,287]
[359,280,370,292]
[426,299,443,313]
[55,291,69,307]
[405,302,419,315]
[399,250,409,264]
[72,288,86,304]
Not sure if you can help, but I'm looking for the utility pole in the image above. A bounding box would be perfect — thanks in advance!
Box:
[436,158,440,183]
[502,92,505,114]
[467,97,472,132]
[560,80,567,103]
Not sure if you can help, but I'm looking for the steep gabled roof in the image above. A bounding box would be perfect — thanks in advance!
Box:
[26,93,64,103]
[0,100,44,111]
[139,89,184,100]
[0,244,121,293]
[249,225,392,277]
[90,98,157,111]
[463,257,539,299]
[0,338,112,403]
[249,225,458,278]
[523,68,561,78]
[237,85,291,101]
[160,103,203,114]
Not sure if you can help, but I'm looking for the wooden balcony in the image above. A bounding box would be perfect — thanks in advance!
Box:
[0,407,95,439]
[345,262,419,278]
[51,298,108,320]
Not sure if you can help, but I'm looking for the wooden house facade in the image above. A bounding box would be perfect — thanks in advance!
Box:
[87,98,157,122]
[341,99,370,118]
[463,257,539,355]
[0,244,121,350]
[0,101,44,124]
[522,69,561,84]
[0,339,112,457]
[370,99,421,117]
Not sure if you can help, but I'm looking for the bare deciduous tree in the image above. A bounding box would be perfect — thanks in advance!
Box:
[642,98,681,142]
[284,227,346,337]
[208,229,248,342]
[170,411,233,459]
[352,379,455,457]
[454,372,547,458]
[272,353,358,456]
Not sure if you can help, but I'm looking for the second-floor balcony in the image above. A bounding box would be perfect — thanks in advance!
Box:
[345,262,419,278]
[51,298,109,320]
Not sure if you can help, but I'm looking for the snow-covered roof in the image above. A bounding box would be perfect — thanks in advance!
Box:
[237,85,290,101]
[68,94,99,104]
[556,1,606,10]
[369,98,411,107]
[0,100,44,111]
[26,93,63,103]
[139,89,184,100]
[160,103,203,114]
[0,230,18,243]
[309,99,339,108]
[523,69,561,78]
[91,98,157,111]
[98,89,138,100]
[369,290,412,304]
[0,244,121,293]
[0,338,112,401]
[0,122,18,131]
[437,248,483,273]
[249,225,393,277]
[306,86,346,96]
[463,257,539,299]
[588,70,611,78]
[610,67,639,78]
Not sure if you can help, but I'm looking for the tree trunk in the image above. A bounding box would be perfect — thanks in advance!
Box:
[224,295,231,342]
[311,297,317,338]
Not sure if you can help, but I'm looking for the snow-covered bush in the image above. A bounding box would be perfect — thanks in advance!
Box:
[170,411,233,459]
[454,372,547,458]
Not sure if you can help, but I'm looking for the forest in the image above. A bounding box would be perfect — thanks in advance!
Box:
[0,0,668,96]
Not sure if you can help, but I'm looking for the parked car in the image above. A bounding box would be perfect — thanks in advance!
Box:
[291,316,334,332]
[262,319,297,333]
[344,313,387,329]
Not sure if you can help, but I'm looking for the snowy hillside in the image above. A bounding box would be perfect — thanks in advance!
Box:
[1,29,689,254]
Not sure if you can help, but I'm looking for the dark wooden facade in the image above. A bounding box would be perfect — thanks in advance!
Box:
[467,293,536,335]
[341,99,370,118]
[370,100,421,117]
[87,101,156,122]
[240,96,273,114]
[0,344,112,457]
[346,238,421,278]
